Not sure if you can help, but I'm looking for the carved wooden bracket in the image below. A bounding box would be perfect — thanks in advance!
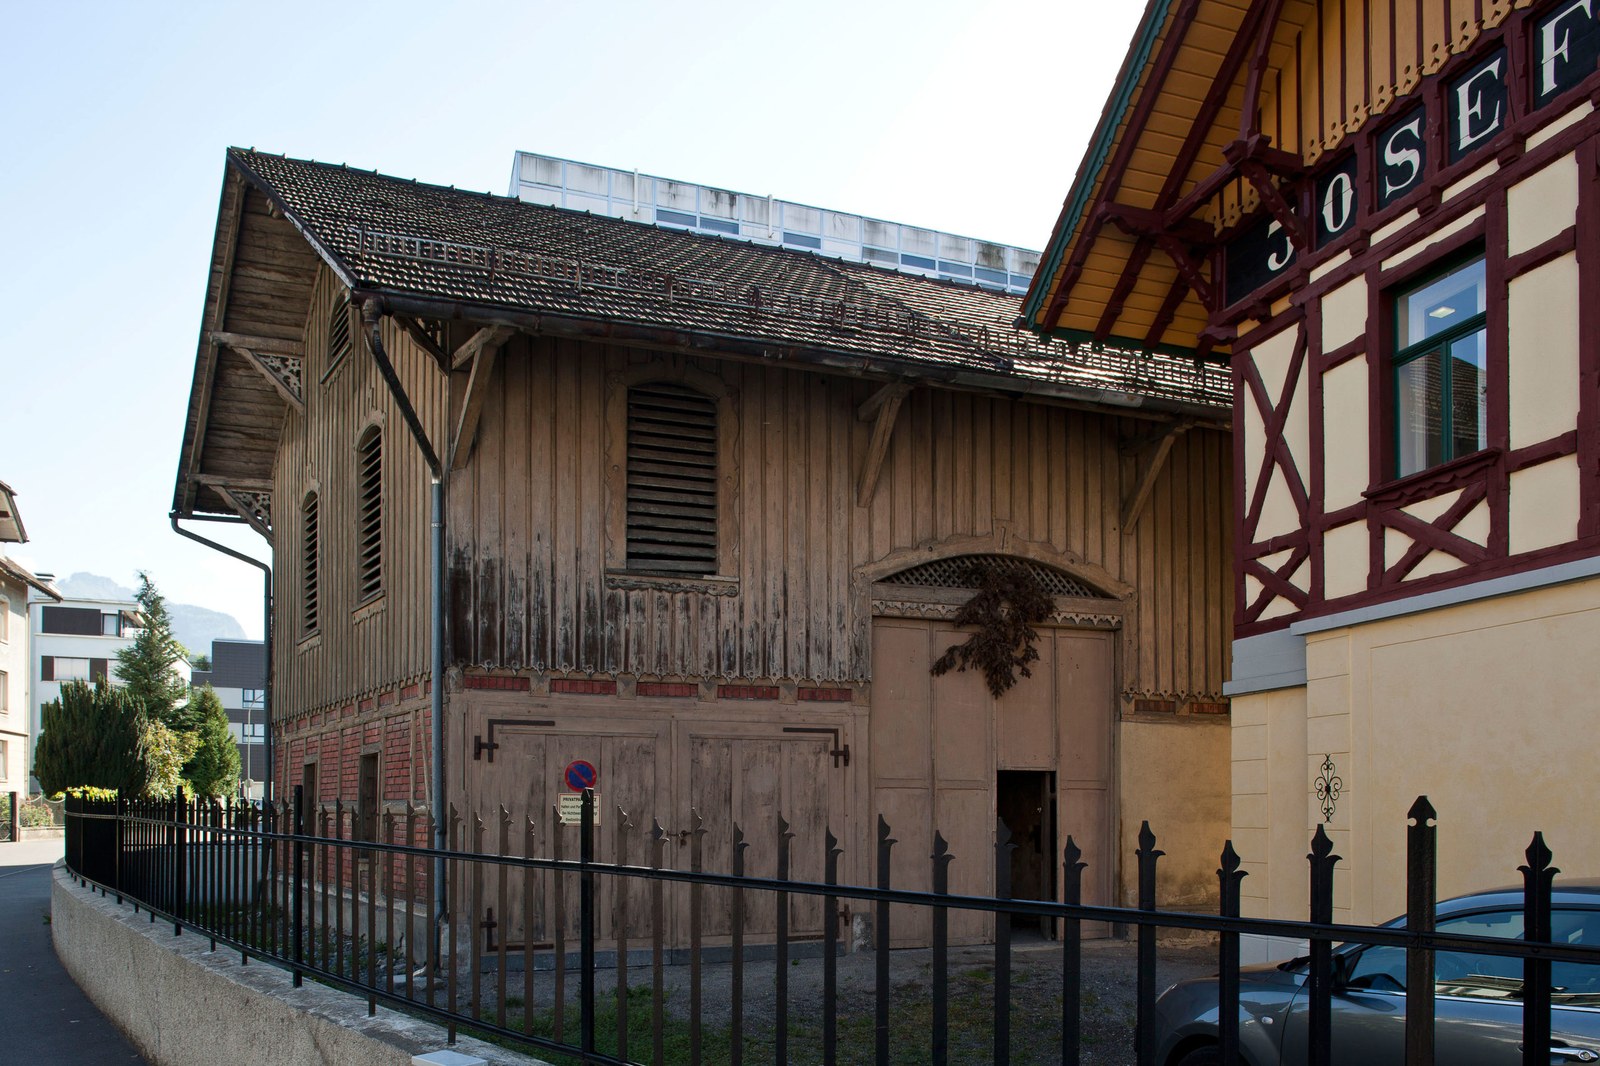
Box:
[1121,419,1193,529]
[450,325,517,470]
[856,382,911,507]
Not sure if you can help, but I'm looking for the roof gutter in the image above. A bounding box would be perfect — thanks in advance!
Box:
[169,512,273,803]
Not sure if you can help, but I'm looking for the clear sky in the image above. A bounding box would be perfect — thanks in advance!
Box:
[1,1,1144,639]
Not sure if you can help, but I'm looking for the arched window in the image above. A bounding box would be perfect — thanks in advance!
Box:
[355,427,383,601]
[301,492,320,634]
[626,383,718,574]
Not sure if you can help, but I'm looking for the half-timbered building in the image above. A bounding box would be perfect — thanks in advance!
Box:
[172,149,1233,945]
[1022,0,1600,952]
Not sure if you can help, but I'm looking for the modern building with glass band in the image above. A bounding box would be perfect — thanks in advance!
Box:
[508,151,1041,294]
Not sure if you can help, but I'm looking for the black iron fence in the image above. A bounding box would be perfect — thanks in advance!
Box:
[61,791,1600,1066]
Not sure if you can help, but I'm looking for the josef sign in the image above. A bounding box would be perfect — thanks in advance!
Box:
[558,792,600,826]
[1223,0,1600,307]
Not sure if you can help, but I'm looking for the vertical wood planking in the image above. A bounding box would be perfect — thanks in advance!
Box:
[282,331,1231,716]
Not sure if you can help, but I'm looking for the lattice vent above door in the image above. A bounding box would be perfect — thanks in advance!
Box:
[879,554,1101,598]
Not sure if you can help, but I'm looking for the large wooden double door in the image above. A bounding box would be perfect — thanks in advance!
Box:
[869,619,1115,946]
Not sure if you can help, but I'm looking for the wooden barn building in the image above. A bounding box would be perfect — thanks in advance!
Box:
[171,148,1233,944]
[1022,0,1600,955]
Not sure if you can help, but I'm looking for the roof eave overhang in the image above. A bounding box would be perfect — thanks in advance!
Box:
[357,286,1230,425]
[174,150,352,521]
[1019,0,1180,337]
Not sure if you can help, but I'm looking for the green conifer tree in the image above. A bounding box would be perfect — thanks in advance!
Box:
[184,685,240,798]
[114,572,192,730]
[32,681,153,796]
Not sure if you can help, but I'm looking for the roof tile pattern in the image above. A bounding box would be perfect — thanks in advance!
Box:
[231,150,1228,410]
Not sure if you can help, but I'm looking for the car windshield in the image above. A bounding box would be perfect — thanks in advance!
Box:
[1331,906,1600,1004]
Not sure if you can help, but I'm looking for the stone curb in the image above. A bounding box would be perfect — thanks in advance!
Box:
[50,863,552,1066]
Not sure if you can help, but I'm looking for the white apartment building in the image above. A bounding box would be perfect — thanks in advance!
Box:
[30,595,191,792]
[0,481,59,797]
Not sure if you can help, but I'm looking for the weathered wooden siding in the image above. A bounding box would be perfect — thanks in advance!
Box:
[449,338,1231,704]
[270,266,444,719]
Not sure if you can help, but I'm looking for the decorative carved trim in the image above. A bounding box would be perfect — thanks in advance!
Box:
[232,346,304,412]
[220,487,272,537]
[604,570,740,597]
[871,597,1121,628]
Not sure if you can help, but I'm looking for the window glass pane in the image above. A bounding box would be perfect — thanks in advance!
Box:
[1396,348,1445,477]
[1398,258,1486,347]
[54,657,90,682]
[1450,328,1488,458]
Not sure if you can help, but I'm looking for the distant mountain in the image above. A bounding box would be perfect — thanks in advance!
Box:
[52,572,249,656]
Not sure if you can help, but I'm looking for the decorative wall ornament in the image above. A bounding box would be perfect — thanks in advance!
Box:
[871,598,1121,628]
[1315,754,1344,824]
[221,487,272,537]
[928,559,1053,698]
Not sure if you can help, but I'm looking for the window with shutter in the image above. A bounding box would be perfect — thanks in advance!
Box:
[356,428,384,601]
[302,492,320,633]
[626,383,718,575]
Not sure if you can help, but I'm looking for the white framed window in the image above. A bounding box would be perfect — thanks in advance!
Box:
[0,738,8,781]
[47,656,91,682]
[0,669,7,713]
[0,596,9,642]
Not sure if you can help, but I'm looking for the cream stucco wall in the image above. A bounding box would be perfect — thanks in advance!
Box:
[1233,576,1600,945]
[0,576,28,794]
[1119,716,1231,910]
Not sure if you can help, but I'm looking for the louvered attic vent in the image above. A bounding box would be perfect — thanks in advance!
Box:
[626,383,718,575]
[356,428,383,600]
[882,554,1099,598]
[302,492,320,633]
[324,298,351,381]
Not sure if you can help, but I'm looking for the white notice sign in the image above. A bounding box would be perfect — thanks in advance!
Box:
[558,792,600,826]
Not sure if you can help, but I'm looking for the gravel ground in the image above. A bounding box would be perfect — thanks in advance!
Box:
[481,932,1218,1065]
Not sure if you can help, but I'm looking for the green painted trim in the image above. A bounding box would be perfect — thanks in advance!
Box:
[1022,0,1179,333]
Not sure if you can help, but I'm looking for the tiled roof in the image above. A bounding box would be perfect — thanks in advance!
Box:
[229,149,1230,413]
[0,556,61,601]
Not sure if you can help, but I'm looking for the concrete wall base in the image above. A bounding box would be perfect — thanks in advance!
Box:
[50,864,549,1066]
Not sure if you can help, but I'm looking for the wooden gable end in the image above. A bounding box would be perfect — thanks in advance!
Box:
[1024,0,1551,358]
[175,167,321,528]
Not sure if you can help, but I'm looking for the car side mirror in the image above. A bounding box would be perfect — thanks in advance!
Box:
[1330,951,1352,990]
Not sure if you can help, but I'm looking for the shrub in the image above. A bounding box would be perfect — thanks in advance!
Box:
[33,681,154,796]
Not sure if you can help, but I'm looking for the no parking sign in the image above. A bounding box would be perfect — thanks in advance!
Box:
[564,759,598,791]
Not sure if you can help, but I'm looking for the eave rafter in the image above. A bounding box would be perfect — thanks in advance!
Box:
[208,330,304,412]
[1041,0,1308,350]
[194,476,273,538]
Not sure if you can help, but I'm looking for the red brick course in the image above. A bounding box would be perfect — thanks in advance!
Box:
[797,687,853,702]
[717,684,780,700]
[463,675,531,691]
[551,679,617,695]
[637,681,696,698]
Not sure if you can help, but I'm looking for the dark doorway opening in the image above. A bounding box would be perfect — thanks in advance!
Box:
[301,761,318,832]
[997,770,1056,935]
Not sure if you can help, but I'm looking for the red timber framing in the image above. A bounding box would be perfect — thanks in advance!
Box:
[1233,95,1600,636]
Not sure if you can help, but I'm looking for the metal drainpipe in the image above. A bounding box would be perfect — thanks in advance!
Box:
[361,299,448,936]
[169,513,273,803]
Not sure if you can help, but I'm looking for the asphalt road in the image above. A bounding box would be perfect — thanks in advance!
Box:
[0,837,147,1064]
